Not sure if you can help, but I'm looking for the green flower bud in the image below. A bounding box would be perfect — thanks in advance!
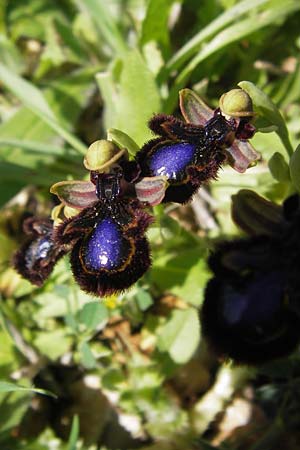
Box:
[219,88,254,118]
[84,140,128,172]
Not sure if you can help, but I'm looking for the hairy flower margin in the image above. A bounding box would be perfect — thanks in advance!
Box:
[13,88,259,298]
[201,190,300,365]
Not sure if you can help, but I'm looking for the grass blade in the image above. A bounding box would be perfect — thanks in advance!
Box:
[75,0,127,55]
[164,0,269,75]
[0,63,87,155]
[165,0,300,112]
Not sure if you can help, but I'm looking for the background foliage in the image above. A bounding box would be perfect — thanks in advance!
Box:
[1,0,300,449]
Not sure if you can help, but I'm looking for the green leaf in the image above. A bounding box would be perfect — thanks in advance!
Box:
[0,63,87,154]
[67,415,79,450]
[268,152,290,182]
[117,50,161,145]
[75,0,127,55]
[157,308,200,364]
[151,247,209,306]
[33,329,72,360]
[290,144,300,192]
[78,302,108,330]
[238,80,294,157]
[0,381,56,398]
[97,50,161,146]
[79,341,97,369]
[135,289,153,311]
[165,0,270,74]
[140,0,174,50]
[166,1,300,112]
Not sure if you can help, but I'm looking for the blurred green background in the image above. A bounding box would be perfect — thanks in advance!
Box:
[1,0,300,449]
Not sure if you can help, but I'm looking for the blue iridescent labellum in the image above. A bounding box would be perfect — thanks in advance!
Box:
[54,173,153,297]
[83,218,129,271]
[13,218,67,286]
[134,113,234,203]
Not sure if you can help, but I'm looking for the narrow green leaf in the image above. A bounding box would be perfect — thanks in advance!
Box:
[165,0,269,74]
[0,62,55,118]
[290,144,300,192]
[75,0,127,55]
[239,81,294,157]
[0,380,56,398]
[0,63,87,154]
[0,138,73,158]
[67,415,79,450]
[166,1,300,113]
[140,0,173,49]
[158,308,200,363]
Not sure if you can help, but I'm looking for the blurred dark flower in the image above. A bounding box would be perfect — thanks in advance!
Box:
[201,190,300,365]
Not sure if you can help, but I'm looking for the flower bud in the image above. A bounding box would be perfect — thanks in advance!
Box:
[84,140,128,172]
[219,88,254,118]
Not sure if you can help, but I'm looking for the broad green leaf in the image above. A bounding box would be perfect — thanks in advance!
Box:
[0,381,56,398]
[135,289,153,311]
[151,247,209,306]
[78,302,108,330]
[290,144,300,192]
[116,50,161,145]
[96,69,119,135]
[268,152,290,182]
[157,308,200,364]
[98,50,161,145]
[80,341,97,369]
[239,81,294,157]
[33,329,72,360]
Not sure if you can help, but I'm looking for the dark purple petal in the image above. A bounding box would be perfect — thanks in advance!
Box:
[13,218,67,286]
